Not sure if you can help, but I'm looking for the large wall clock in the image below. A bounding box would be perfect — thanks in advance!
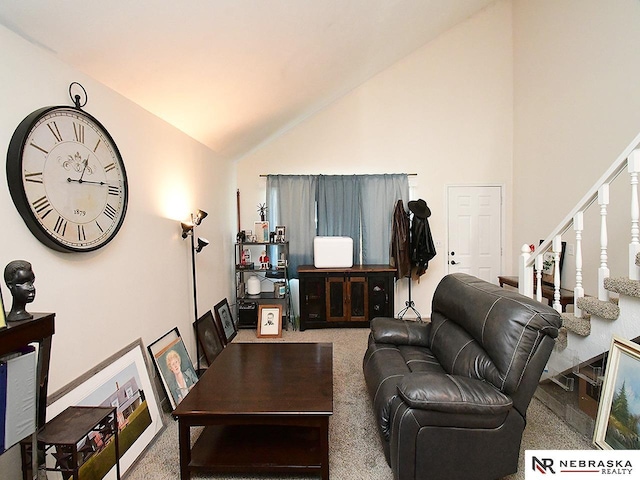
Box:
[7,87,128,253]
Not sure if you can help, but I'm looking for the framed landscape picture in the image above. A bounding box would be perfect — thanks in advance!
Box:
[594,336,640,450]
[214,298,237,345]
[148,328,198,410]
[257,304,282,338]
[46,339,165,479]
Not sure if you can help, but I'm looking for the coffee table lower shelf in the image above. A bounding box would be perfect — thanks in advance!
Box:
[189,424,325,476]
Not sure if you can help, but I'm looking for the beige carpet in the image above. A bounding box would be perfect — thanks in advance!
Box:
[125,328,593,480]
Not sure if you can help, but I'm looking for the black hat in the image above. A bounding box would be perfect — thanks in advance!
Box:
[408,199,431,219]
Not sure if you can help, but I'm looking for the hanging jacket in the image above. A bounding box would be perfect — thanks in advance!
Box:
[390,200,411,278]
[410,215,436,277]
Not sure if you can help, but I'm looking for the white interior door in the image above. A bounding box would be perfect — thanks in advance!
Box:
[447,186,502,283]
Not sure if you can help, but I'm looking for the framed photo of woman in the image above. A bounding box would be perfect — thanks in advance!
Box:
[257,304,282,338]
[148,328,198,410]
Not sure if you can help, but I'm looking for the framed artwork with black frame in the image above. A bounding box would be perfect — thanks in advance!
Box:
[214,298,237,345]
[47,339,165,478]
[594,336,640,450]
[193,310,224,366]
[147,328,198,410]
[257,304,283,338]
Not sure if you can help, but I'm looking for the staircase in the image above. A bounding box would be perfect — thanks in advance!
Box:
[516,134,640,437]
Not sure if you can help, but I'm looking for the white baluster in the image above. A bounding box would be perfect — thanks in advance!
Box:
[574,212,584,318]
[519,244,533,297]
[598,184,610,301]
[535,253,543,304]
[629,150,640,280]
[552,235,562,313]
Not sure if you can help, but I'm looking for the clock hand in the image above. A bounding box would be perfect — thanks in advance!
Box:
[78,157,89,182]
[67,178,108,186]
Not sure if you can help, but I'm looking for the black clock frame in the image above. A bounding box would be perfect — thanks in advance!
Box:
[6,105,129,253]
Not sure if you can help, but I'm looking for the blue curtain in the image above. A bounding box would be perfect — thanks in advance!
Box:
[266,175,318,278]
[359,174,409,264]
[317,175,361,263]
[267,173,409,273]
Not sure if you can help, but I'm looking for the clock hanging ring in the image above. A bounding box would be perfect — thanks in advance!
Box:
[6,83,129,252]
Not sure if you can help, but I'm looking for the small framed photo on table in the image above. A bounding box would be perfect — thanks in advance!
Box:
[275,225,286,242]
[257,304,282,338]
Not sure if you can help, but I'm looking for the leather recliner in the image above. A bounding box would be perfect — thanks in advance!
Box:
[363,273,562,480]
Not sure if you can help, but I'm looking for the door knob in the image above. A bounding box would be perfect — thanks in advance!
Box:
[450,260,460,265]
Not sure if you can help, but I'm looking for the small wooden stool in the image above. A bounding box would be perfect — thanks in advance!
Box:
[21,405,119,480]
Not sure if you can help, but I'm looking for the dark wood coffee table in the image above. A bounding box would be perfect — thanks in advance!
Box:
[173,342,333,479]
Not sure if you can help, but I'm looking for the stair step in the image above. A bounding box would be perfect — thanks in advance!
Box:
[576,296,620,320]
[604,276,640,298]
[561,313,591,336]
[554,327,568,351]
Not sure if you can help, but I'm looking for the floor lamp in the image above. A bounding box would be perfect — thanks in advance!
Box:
[181,209,209,376]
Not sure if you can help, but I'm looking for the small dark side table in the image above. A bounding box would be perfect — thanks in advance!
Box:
[21,406,120,480]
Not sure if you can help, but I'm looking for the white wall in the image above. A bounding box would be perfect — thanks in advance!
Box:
[512,0,640,289]
[236,0,514,315]
[0,25,235,478]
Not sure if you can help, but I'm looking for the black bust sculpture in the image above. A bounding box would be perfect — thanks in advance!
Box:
[4,260,36,322]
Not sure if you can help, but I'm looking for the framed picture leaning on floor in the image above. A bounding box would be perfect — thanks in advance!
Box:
[594,336,640,450]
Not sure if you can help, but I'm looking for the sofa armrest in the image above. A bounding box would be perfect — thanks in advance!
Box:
[370,317,431,347]
[397,372,512,415]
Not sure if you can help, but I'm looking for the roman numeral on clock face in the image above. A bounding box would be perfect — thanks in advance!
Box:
[54,216,67,236]
[24,172,43,184]
[73,122,85,143]
[78,224,86,241]
[47,122,63,143]
[108,185,120,196]
[32,196,52,219]
[104,204,117,221]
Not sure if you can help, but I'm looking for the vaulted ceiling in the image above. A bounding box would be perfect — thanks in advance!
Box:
[0,0,495,160]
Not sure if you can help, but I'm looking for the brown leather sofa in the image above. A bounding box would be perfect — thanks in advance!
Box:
[363,273,562,480]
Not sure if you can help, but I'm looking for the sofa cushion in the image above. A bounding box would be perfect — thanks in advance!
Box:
[398,372,512,416]
[371,317,430,347]
[431,273,562,395]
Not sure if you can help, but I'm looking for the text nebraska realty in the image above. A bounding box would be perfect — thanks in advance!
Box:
[559,459,632,475]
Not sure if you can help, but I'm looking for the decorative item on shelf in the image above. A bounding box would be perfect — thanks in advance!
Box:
[277,253,287,269]
[236,230,246,242]
[4,260,36,322]
[274,281,286,298]
[254,221,269,242]
[246,275,261,296]
[269,231,275,243]
[275,225,286,242]
[259,250,270,269]
[257,203,267,221]
[179,209,209,375]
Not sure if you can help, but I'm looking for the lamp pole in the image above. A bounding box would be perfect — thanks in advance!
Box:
[189,214,201,375]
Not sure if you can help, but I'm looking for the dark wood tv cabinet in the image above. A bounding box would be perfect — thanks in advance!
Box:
[298,265,395,330]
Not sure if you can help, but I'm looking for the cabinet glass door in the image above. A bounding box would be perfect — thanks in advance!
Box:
[326,277,346,322]
[368,275,391,317]
[302,276,326,322]
[348,276,368,321]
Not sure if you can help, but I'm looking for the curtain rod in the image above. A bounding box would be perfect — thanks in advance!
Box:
[259,173,417,177]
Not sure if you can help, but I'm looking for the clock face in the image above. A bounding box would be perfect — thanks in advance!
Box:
[7,106,128,252]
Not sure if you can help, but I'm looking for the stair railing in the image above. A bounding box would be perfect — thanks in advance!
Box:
[518,132,640,317]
